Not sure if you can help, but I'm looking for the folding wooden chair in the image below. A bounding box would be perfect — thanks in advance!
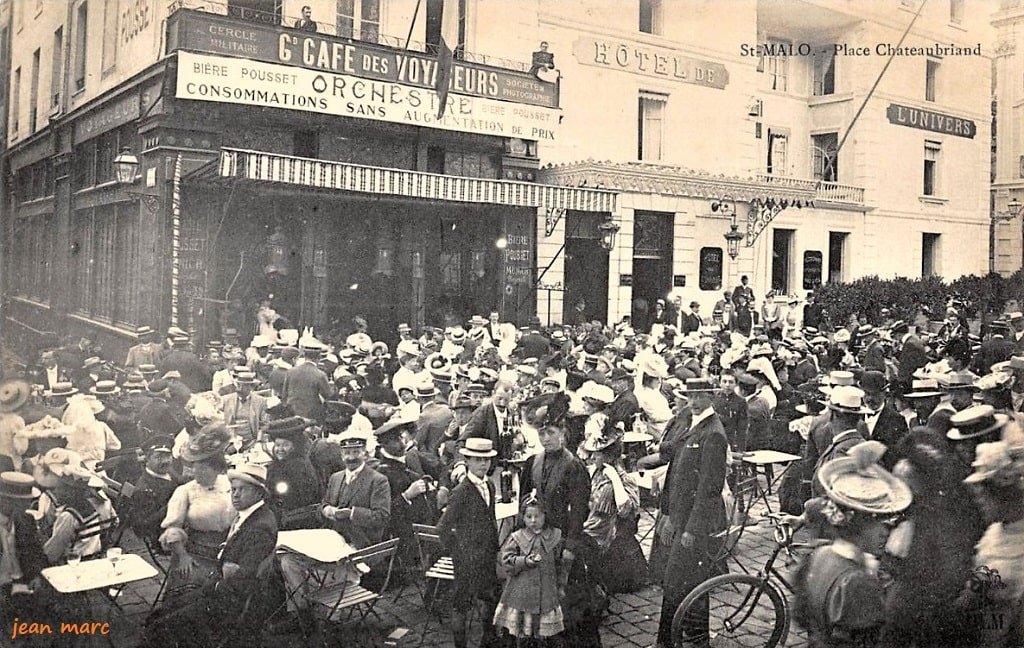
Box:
[309,537,400,630]
[412,523,479,647]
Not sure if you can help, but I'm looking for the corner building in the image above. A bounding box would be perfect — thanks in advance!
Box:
[1,0,992,356]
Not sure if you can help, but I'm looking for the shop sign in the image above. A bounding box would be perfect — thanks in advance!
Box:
[73,92,140,144]
[504,233,532,285]
[619,274,633,286]
[170,10,558,108]
[886,103,976,139]
[177,52,560,140]
[573,37,728,90]
[803,251,823,289]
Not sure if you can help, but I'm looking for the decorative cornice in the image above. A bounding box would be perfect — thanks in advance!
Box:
[538,160,817,205]
[994,40,1016,56]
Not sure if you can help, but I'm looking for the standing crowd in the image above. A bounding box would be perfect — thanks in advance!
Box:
[0,287,1022,648]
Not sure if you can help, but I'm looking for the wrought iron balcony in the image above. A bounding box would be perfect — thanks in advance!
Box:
[756,173,865,206]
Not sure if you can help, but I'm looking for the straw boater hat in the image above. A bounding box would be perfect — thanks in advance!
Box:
[139,364,159,376]
[825,385,872,415]
[942,371,978,392]
[677,377,717,394]
[45,382,78,399]
[89,380,121,397]
[818,370,857,395]
[0,472,40,500]
[460,438,497,458]
[817,440,913,514]
[833,329,852,344]
[0,379,30,413]
[227,463,269,492]
[903,378,943,399]
[947,405,1010,442]
[122,372,148,390]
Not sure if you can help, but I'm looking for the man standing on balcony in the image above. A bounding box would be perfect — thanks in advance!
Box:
[294,5,317,32]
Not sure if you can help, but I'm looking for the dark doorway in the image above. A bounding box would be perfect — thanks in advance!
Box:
[772,228,794,293]
[564,238,608,325]
[631,211,674,331]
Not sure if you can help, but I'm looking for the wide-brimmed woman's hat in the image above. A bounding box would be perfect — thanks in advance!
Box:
[521,392,570,430]
[34,448,104,489]
[460,438,497,458]
[963,440,1024,486]
[581,424,624,454]
[180,423,233,463]
[0,472,40,500]
[227,463,268,492]
[578,381,614,405]
[0,379,30,413]
[818,440,913,515]
[947,405,1010,441]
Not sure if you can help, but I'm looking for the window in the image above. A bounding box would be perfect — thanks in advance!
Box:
[51,27,63,107]
[444,150,500,178]
[73,2,87,92]
[922,233,940,277]
[101,0,118,74]
[293,130,319,158]
[72,140,96,190]
[94,131,117,184]
[766,129,788,175]
[639,0,662,35]
[227,0,280,25]
[812,48,835,96]
[924,140,941,196]
[71,204,138,324]
[10,67,20,134]
[638,92,666,161]
[699,247,723,291]
[338,0,381,43]
[925,59,938,102]
[950,0,965,23]
[10,215,54,302]
[828,232,848,283]
[812,132,839,182]
[772,229,795,293]
[761,40,789,92]
[29,49,39,133]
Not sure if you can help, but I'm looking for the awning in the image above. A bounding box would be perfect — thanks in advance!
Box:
[191,148,617,213]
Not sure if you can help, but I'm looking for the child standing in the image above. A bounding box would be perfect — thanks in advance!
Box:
[493,494,567,646]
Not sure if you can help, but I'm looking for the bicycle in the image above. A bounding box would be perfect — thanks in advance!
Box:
[670,512,823,648]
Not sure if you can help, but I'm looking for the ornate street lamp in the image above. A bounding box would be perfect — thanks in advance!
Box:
[113,147,140,184]
[724,222,744,260]
[598,219,620,251]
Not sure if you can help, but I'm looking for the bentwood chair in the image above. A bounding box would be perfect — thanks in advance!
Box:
[309,537,400,634]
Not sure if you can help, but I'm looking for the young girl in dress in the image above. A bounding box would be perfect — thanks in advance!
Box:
[493,493,568,646]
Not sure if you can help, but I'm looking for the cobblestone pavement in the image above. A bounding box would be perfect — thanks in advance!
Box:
[79,486,811,647]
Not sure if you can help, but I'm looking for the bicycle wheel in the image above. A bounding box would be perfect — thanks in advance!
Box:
[671,573,789,648]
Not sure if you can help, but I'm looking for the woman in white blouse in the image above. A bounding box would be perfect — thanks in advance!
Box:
[159,424,235,601]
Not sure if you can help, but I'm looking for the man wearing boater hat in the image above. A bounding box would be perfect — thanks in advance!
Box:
[811,386,871,496]
[0,472,46,625]
[125,325,163,371]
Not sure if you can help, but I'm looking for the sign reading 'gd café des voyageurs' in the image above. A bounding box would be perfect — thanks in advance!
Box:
[167,10,561,140]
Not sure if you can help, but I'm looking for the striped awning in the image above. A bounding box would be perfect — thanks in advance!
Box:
[207,148,617,213]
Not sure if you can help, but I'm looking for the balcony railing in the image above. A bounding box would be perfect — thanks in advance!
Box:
[167,0,531,72]
[757,173,865,206]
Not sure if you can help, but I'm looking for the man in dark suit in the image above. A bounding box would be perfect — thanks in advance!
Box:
[858,327,886,373]
[712,370,748,452]
[436,438,500,648]
[147,463,278,647]
[460,386,519,461]
[282,345,336,421]
[1011,311,1024,351]
[159,336,212,393]
[892,321,930,390]
[515,325,551,360]
[681,301,703,335]
[129,436,179,544]
[858,371,908,469]
[731,294,753,336]
[970,321,1016,376]
[739,373,771,452]
[274,431,390,633]
[657,378,729,647]
[35,350,68,391]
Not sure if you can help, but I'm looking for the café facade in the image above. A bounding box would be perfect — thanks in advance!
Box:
[2,4,615,358]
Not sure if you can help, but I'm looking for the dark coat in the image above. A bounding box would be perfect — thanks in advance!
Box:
[461,401,515,460]
[436,478,499,602]
[731,308,753,336]
[970,337,1016,376]
[374,451,438,542]
[415,402,453,457]
[267,455,323,528]
[516,332,551,360]
[860,340,886,373]
[681,312,702,335]
[606,390,640,429]
[897,334,930,384]
[212,503,278,608]
[322,464,391,548]
[861,403,909,470]
[159,350,212,393]
[663,412,728,537]
[282,363,334,420]
[130,470,179,542]
[745,395,772,451]
[712,391,748,452]
[519,449,591,553]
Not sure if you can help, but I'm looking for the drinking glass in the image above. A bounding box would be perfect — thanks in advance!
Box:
[66,548,81,567]
[107,548,123,574]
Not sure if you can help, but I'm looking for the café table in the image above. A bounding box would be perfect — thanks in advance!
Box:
[739,450,801,514]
